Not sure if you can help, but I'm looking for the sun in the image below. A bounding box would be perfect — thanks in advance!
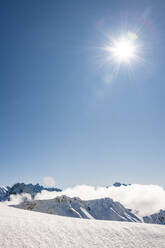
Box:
[111,38,136,63]
[97,31,141,82]
[104,32,138,65]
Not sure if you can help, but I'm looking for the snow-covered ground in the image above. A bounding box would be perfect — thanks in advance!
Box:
[0,204,165,248]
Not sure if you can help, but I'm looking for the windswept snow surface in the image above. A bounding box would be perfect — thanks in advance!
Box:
[0,205,165,248]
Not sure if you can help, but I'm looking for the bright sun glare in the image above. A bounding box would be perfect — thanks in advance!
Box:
[104,32,138,65]
[112,38,136,63]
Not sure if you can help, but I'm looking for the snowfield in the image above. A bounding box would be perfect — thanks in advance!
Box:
[0,205,165,248]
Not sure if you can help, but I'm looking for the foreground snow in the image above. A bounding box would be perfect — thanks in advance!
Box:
[0,205,165,248]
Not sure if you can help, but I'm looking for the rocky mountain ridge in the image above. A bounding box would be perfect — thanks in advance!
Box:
[0,183,61,201]
[14,195,141,222]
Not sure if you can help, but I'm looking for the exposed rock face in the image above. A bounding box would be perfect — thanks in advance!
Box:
[143,210,165,225]
[0,186,10,201]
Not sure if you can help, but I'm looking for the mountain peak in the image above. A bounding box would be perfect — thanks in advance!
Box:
[0,182,62,201]
[113,182,131,187]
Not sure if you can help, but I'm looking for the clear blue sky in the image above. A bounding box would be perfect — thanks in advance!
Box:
[1,0,165,188]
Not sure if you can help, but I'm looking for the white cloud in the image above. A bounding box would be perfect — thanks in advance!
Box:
[43,176,56,188]
[2,193,32,206]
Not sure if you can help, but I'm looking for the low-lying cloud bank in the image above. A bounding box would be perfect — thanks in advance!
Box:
[3,193,32,206]
[34,184,165,217]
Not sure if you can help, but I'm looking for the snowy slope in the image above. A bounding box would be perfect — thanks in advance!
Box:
[14,195,141,222]
[0,204,165,248]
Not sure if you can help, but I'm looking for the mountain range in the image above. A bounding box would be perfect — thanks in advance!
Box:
[1,182,165,226]
[0,183,61,201]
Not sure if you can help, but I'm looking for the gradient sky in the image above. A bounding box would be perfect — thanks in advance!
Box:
[1,0,165,188]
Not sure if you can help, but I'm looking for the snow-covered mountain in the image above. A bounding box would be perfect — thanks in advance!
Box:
[14,194,165,225]
[105,182,131,188]
[0,186,10,201]
[113,182,131,187]
[0,183,61,201]
[0,204,165,248]
[14,195,141,222]
[143,210,165,225]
